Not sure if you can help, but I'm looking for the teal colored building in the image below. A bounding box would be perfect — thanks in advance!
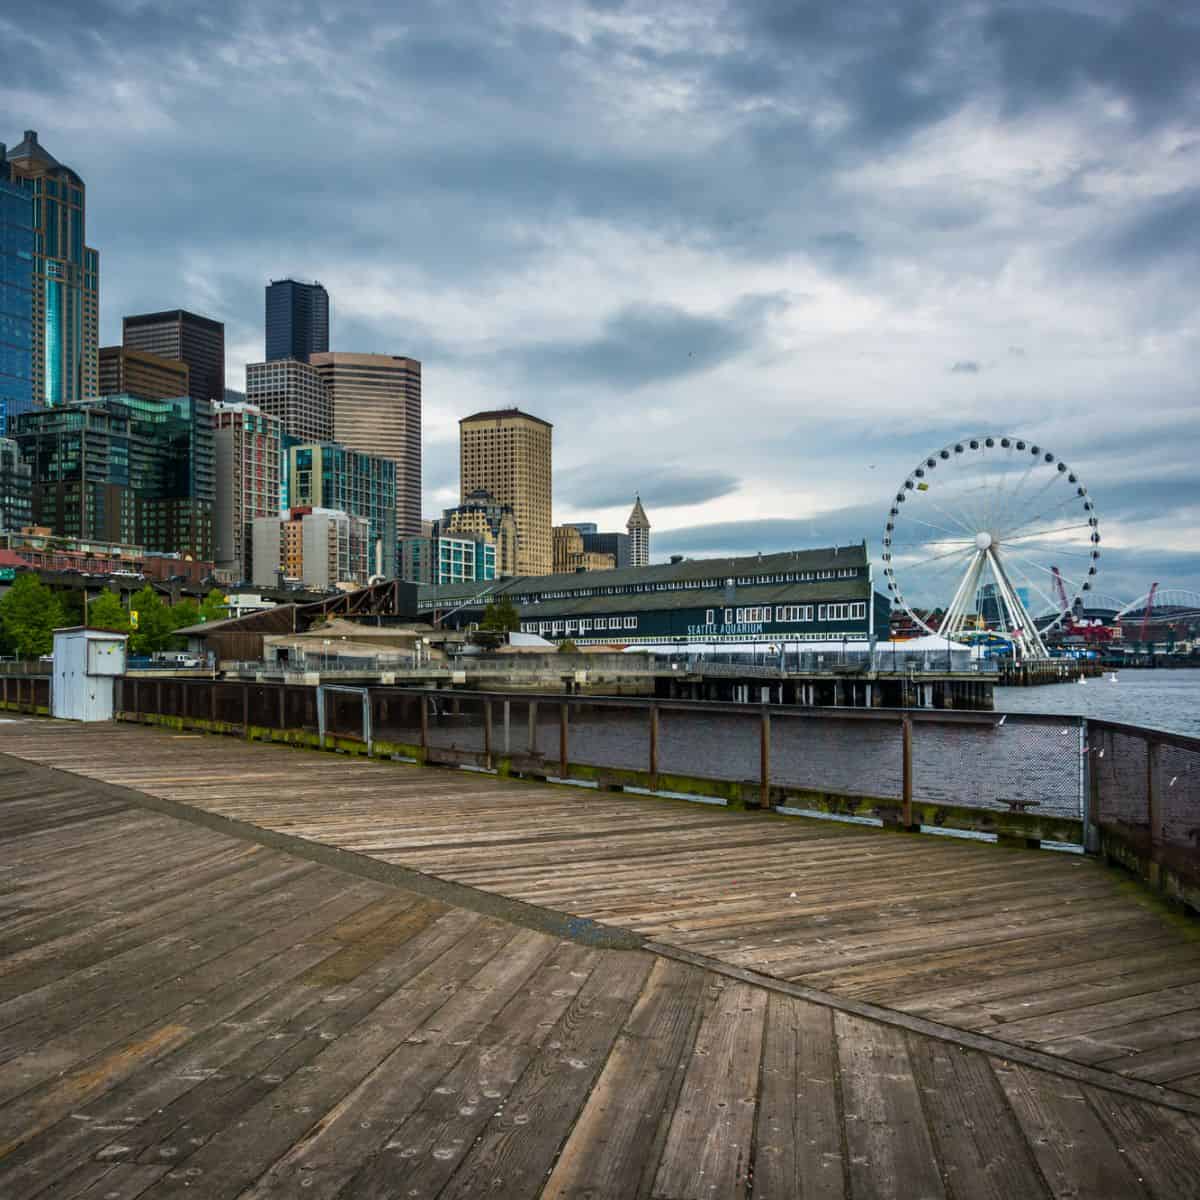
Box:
[287,443,397,578]
[13,394,215,559]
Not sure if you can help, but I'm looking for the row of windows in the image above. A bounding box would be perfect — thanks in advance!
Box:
[521,616,638,634]
[495,566,862,606]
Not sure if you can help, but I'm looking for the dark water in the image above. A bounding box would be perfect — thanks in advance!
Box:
[996,668,1200,738]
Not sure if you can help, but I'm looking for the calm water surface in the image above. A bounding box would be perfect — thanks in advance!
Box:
[996,667,1200,738]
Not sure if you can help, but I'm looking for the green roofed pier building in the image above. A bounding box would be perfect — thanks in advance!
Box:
[417,544,888,646]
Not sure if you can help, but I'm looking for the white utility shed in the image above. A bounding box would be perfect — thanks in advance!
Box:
[51,627,128,722]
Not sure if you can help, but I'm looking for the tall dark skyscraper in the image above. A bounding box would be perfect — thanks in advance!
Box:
[265,279,329,362]
[123,309,224,405]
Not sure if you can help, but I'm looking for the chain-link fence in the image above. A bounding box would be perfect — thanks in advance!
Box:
[1090,721,1200,894]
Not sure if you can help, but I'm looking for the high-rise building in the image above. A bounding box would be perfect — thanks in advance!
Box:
[627,494,650,567]
[459,409,552,576]
[265,279,329,362]
[4,130,99,409]
[0,145,35,436]
[400,534,496,586]
[98,346,189,402]
[552,524,615,574]
[252,506,369,591]
[213,401,281,581]
[0,437,32,531]
[286,442,396,579]
[440,488,518,577]
[123,309,224,405]
[246,357,332,444]
[13,393,214,558]
[311,351,421,542]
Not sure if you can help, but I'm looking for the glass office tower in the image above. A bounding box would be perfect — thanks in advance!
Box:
[4,130,99,410]
[0,145,35,436]
[265,279,329,362]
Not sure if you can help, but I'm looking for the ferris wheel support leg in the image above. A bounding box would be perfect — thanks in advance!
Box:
[941,551,985,642]
[988,548,1049,660]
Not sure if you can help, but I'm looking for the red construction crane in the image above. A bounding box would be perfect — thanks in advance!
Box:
[1051,566,1071,617]
[1052,566,1115,644]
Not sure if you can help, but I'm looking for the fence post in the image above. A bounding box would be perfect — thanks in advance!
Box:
[317,685,327,749]
[528,700,538,760]
[242,683,251,738]
[210,681,217,724]
[1083,719,1100,854]
[559,702,569,779]
[419,694,429,763]
[503,699,511,755]
[278,684,286,730]
[156,679,163,717]
[483,699,493,770]
[2,674,7,709]
[132,676,139,719]
[648,703,659,790]
[1147,735,1162,883]
[759,707,771,810]
[363,690,373,756]
[901,714,914,829]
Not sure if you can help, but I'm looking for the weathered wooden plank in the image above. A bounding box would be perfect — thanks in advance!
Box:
[1086,1086,1200,1200]
[835,1012,945,1200]
[542,957,706,1200]
[651,980,767,1200]
[436,950,653,1200]
[346,941,601,1199]
[906,1036,1047,1199]
[752,994,845,1200]
[240,928,559,1198]
[136,917,516,1197]
[991,1061,1149,1200]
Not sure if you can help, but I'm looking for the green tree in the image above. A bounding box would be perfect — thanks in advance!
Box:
[0,573,67,658]
[557,638,578,653]
[127,586,177,655]
[198,588,227,623]
[87,590,130,634]
[479,596,520,633]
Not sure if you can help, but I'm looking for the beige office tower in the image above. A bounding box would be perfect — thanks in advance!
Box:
[459,409,552,576]
[312,352,421,544]
[245,358,331,443]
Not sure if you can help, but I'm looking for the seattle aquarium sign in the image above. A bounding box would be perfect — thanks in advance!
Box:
[685,622,764,637]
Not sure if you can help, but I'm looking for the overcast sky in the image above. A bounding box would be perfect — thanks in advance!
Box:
[5,0,1197,604]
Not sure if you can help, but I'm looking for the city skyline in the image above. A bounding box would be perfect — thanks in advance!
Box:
[3,2,1198,600]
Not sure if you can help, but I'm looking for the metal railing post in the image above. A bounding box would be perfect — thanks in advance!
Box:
[1147,735,1162,875]
[279,684,286,730]
[503,699,511,755]
[759,707,771,809]
[901,714,914,829]
[363,690,373,756]
[559,702,569,779]
[419,693,429,761]
[648,703,659,790]
[242,682,250,738]
[317,685,327,749]
[528,700,538,758]
[483,699,493,770]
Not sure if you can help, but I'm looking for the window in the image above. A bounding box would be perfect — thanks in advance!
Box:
[624,616,636,629]
[818,602,866,622]
[705,609,714,624]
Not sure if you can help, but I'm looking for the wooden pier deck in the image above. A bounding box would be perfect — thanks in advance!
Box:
[2,717,1200,1198]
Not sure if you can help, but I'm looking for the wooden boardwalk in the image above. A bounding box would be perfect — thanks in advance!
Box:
[2,718,1200,1197]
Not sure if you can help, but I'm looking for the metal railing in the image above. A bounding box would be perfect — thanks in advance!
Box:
[4,674,1193,913]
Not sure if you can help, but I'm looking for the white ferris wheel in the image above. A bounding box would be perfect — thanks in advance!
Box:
[881,436,1100,660]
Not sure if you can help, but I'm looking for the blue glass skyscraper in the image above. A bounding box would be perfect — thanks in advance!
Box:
[0,144,34,436]
[5,131,100,409]
[265,279,329,362]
